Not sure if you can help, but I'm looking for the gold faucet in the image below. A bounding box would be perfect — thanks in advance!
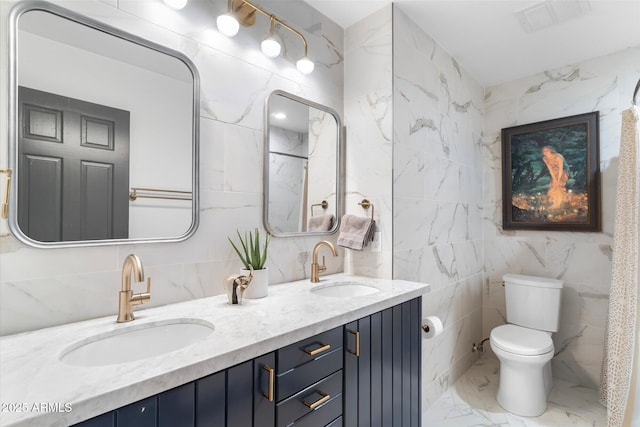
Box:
[117,254,152,323]
[311,241,338,283]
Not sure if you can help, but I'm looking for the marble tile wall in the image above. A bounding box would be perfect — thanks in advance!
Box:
[343,4,393,278]
[483,47,640,388]
[392,6,485,409]
[0,0,345,335]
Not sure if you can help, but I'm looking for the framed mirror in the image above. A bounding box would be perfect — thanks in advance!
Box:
[7,1,200,248]
[264,90,342,237]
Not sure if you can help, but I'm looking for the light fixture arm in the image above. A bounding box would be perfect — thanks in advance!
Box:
[269,15,275,35]
[236,0,309,56]
[274,14,308,56]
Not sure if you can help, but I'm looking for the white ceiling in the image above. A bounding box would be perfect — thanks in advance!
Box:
[304,0,640,87]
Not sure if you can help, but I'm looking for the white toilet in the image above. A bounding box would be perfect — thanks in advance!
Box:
[490,273,563,417]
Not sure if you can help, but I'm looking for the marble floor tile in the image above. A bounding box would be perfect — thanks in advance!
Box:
[423,357,607,426]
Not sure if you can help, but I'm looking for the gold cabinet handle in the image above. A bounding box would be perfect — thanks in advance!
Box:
[262,364,274,402]
[347,329,360,357]
[303,391,330,409]
[303,343,331,356]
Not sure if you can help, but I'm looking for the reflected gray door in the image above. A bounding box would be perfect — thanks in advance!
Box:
[18,86,130,241]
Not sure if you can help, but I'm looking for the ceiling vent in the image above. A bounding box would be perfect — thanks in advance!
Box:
[515,0,591,33]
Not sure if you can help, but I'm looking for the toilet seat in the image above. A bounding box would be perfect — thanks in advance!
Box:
[491,324,553,356]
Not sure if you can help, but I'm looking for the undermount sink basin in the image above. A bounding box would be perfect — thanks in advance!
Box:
[60,318,214,367]
[311,281,380,297]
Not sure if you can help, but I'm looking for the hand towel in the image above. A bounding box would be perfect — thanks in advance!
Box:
[308,214,335,232]
[337,214,376,250]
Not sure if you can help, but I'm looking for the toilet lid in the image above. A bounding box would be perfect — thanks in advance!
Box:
[490,324,553,356]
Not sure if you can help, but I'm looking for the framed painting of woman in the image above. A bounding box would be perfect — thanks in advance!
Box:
[501,112,601,231]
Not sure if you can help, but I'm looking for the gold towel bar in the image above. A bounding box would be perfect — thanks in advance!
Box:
[129,187,192,201]
[358,199,374,221]
[0,169,12,219]
[310,200,328,216]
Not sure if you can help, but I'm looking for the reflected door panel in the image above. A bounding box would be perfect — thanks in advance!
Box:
[18,86,130,241]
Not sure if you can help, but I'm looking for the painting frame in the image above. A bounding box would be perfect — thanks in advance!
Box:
[501,111,601,231]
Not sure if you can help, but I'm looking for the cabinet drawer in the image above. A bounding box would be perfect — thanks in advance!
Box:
[326,416,342,427]
[278,326,342,373]
[284,397,341,427]
[277,370,342,427]
[277,346,342,401]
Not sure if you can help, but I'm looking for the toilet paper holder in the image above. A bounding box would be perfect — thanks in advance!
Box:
[421,316,444,339]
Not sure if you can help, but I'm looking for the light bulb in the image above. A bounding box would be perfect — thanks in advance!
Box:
[163,0,188,9]
[217,13,240,37]
[272,112,287,120]
[261,35,282,58]
[296,56,314,74]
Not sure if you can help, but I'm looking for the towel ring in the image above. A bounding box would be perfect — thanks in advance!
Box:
[311,200,328,216]
[358,199,374,221]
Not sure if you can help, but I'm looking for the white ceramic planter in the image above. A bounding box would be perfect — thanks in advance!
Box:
[241,267,268,299]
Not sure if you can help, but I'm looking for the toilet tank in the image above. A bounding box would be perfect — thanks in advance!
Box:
[504,274,563,332]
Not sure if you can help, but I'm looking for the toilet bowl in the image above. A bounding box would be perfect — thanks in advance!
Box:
[490,324,554,417]
[492,273,563,417]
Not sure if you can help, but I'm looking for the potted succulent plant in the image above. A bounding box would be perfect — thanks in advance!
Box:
[228,228,270,298]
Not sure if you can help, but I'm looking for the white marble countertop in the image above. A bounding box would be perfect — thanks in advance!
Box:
[0,274,429,426]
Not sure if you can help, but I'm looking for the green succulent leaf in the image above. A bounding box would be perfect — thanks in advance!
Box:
[228,228,270,270]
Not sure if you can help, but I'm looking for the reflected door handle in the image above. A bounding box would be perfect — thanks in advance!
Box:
[0,169,11,219]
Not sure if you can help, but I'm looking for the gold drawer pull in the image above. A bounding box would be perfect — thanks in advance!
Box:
[303,343,331,356]
[347,329,360,357]
[262,364,274,402]
[303,391,330,409]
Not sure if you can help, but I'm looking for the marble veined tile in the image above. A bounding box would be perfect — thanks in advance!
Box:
[423,357,607,427]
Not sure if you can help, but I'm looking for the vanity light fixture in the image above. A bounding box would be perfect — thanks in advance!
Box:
[261,17,282,58]
[296,56,314,75]
[217,12,240,36]
[216,0,314,74]
[217,0,240,37]
[163,0,188,10]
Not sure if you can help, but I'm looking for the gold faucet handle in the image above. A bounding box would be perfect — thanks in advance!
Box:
[131,277,151,306]
[318,256,327,273]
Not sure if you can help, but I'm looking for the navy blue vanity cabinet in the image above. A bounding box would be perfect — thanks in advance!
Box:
[72,353,276,427]
[194,369,225,426]
[344,297,422,427]
[276,326,343,426]
[72,297,420,427]
[72,412,115,427]
[253,352,277,427]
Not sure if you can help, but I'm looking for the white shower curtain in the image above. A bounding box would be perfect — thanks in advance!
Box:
[600,105,640,427]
